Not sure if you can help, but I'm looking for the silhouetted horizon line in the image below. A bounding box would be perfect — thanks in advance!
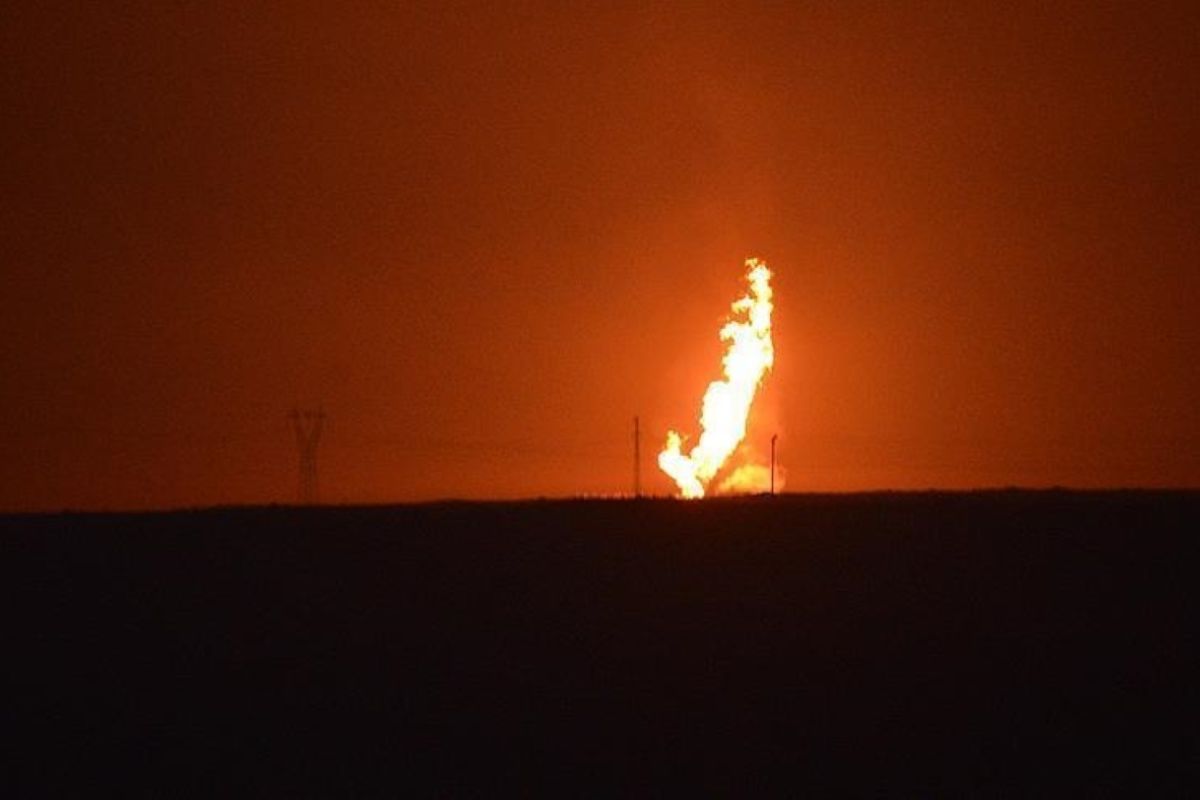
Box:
[5,486,1198,517]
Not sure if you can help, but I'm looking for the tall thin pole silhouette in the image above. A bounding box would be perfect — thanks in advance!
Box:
[770,433,778,496]
[633,415,641,498]
[290,408,326,505]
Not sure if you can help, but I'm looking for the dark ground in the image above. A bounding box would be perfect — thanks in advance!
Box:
[3,491,1196,795]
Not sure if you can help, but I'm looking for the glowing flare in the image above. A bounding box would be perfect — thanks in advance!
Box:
[658,259,775,498]
[717,463,776,495]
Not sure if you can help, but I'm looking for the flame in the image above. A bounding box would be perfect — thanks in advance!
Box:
[717,462,778,494]
[658,259,775,498]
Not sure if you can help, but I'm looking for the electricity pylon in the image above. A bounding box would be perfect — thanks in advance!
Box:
[770,433,778,496]
[289,408,326,505]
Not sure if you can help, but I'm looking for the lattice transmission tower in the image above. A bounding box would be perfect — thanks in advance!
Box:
[289,408,326,505]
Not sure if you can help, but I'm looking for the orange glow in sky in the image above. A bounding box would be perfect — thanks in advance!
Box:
[1,5,1197,509]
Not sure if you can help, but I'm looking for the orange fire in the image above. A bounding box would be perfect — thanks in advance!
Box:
[658,259,775,498]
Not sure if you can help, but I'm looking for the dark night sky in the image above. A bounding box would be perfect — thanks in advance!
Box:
[2,2,1197,510]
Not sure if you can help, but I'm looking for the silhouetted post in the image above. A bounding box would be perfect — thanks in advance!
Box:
[770,433,778,496]
[290,408,326,505]
[633,415,641,498]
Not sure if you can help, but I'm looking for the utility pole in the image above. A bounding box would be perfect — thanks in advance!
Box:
[633,415,641,498]
[770,433,778,497]
[290,408,326,505]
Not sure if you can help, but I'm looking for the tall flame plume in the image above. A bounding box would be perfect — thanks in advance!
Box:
[658,258,775,498]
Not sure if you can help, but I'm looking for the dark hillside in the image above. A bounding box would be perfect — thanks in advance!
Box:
[3,492,1196,794]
